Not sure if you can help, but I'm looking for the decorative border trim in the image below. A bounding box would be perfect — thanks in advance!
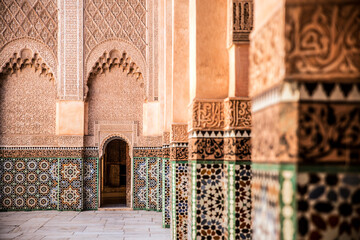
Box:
[189,130,251,138]
[252,82,360,113]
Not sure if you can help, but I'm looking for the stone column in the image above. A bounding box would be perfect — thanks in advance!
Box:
[250,0,360,239]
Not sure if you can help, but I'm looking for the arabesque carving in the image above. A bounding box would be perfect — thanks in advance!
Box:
[0,48,55,81]
[170,124,188,143]
[249,7,285,97]
[85,50,143,99]
[285,3,360,79]
[225,99,252,129]
[190,101,225,130]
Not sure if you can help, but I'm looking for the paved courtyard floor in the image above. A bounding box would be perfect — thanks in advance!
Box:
[0,210,170,240]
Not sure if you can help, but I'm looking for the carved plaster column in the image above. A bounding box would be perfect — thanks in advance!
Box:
[225,1,253,239]
[170,0,190,238]
[170,124,189,239]
[56,0,84,136]
[188,0,230,239]
[250,0,360,239]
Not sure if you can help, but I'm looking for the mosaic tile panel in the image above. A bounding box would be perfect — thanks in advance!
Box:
[171,161,189,240]
[58,158,83,210]
[157,157,162,212]
[133,157,147,209]
[297,169,360,240]
[232,163,252,240]
[83,157,98,210]
[0,158,58,210]
[148,158,158,210]
[252,166,280,240]
[162,158,171,228]
[195,163,225,239]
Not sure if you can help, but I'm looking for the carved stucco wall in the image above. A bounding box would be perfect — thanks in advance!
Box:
[86,67,144,143]
[84,0,157,101]
[0,68,56,145]
[0,0,58,55]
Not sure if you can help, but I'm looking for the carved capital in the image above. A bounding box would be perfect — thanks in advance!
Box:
[190,100,225,131]
[162,132,170,145]
[224,98,252,129]
[170,124,188,143]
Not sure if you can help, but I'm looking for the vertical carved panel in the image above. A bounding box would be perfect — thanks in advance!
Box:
[231,0,253,43]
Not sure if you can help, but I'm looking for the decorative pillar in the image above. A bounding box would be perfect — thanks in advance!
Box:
[170,124,189,239]
[250,0,360,239]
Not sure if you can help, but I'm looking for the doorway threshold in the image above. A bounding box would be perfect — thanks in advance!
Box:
[99,204,132,211]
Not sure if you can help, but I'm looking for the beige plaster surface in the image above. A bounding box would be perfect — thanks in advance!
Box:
[172,0,190,123]
[229,44,249,97]
[189,0,229,100]
[143,102,163,136]
[56,101,85,136]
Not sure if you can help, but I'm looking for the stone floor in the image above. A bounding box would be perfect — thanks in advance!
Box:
[0,210,170,240]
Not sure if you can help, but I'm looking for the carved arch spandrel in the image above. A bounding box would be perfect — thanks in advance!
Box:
[84,49,145,100]
[0,48,55,82]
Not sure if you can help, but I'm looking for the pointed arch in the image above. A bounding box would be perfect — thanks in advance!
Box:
[85,50,144,99]
[85,39,147,100]
[0,48,55,82]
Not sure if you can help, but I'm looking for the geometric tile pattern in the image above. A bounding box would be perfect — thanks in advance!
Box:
[252,166,280,240]
[157,157,162,212]
[133,157,147,209]
[148,158,158,210]
[171,161,188,240]
[194,163,225,239]
[83,157,98,210]
[0,158,58,210]
[297,170,360,240]
[234,163,252,239]
[162,158,171,228]
[58,158,83,210]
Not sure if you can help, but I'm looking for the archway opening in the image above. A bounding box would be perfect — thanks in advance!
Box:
[101,138,129,207]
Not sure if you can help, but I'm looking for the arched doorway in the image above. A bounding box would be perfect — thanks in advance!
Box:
[100,138,130,207]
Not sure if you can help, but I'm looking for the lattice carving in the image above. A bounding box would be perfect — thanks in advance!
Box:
[84,0,146,58]
[0,0,58,55]
[85,49,144,99]
[232,0,253,42]
[0,48,55,81]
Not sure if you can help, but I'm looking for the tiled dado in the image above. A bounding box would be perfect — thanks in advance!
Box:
[0,156,99,211]
[189,161,252,240]
[132,147,163,211]
[170,142,189,239]
[58,158,83,210]
[252,163,360,240]
[162,146,171,228]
